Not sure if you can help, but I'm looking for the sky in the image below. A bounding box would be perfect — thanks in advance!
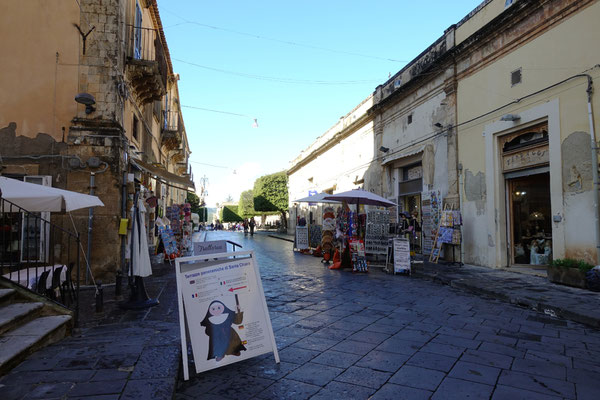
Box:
[156,1,484,207]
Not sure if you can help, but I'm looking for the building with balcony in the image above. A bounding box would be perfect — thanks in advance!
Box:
[0,0,193,281]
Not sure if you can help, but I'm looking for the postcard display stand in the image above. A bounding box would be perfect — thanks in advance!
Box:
[175,251,279,380]
[429,207,462,263]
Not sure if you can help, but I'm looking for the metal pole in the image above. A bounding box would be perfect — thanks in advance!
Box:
[75,232,81,328]
[86,172,95,284]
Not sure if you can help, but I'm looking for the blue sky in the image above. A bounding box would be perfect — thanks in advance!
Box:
[157,1,483,207]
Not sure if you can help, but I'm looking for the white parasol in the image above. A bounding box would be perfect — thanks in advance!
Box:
[323,188,396,207]
[0,176,104,212]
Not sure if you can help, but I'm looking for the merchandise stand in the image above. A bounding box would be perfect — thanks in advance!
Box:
[429,205,462,264]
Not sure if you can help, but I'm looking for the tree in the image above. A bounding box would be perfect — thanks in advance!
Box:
[253,171,289,229]
[238,190,256,217]
[186,192,201,214]
[220,205,242,222]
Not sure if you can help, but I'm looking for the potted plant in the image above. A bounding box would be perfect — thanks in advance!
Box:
[547,258,594,289]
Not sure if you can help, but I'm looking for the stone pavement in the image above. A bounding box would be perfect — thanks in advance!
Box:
[178,231,600,400]
[0,231,209,400]
[269,231,600,329]
[412,261,600,329]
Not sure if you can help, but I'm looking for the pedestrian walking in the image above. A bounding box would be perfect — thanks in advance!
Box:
[243,218,249,235]
[249,217,256,236]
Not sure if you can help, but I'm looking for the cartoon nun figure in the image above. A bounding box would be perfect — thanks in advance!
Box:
[200,299,246,361]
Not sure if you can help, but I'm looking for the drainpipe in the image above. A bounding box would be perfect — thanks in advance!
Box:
[86,162,108,284]
[586,77,600,264]
[458,163,465,266]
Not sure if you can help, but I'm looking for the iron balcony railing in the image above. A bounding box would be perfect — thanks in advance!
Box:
[125,24,168,89]
[0,196,81,326]
[162,110,180,132]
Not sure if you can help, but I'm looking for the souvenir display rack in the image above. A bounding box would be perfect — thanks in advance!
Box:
[429,205,462,264]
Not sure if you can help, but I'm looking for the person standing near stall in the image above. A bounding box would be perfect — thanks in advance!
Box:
[249,217,256,236]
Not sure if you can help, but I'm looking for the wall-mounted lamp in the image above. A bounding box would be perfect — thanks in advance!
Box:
[379,146,390,153]
[75,92,96,114]
[500,114,521,122]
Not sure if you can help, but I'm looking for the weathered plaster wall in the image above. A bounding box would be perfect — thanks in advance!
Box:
[0,0,79,141]
[457,0,600,266]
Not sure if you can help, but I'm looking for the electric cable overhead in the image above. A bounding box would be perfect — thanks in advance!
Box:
[161,8,410,64]
[173,58,380,85]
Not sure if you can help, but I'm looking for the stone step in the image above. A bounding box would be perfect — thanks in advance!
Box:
[0,315,71,376]
[0,288,15,306]
[0,302,44,336]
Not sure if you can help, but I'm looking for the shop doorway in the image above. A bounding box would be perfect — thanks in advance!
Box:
[398,194,422,254]
[507,172,552,266]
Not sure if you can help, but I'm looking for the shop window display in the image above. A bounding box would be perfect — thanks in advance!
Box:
[509,173,552,265]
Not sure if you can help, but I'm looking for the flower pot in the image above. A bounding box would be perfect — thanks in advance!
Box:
[547,265,587,289]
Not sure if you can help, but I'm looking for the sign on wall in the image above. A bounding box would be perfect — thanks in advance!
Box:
[175,251,279,380]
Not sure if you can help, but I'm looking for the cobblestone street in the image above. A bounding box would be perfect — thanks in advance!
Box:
[177,231,600,400]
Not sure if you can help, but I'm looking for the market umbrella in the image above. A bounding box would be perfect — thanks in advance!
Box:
[293,192,340,203]
[0,176,104,212]
[323,188,396,207]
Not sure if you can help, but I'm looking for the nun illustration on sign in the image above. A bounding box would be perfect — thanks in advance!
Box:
[200,297,247,361]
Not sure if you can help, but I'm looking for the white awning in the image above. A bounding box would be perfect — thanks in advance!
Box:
[381,144,424,165]
[0,176,104,212]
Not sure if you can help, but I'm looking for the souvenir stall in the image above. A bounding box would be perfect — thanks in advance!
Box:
[158,202,194,260]
[323,189,396,273]
[292,193,339,258]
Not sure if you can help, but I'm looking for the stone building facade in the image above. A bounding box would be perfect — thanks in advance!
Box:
[0,0,192,281]
[288,0,600,269]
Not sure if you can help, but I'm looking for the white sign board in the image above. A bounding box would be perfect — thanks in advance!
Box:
[296,226,309,250]
[393,237,411,274]
[194,240,227,256]
[175,251,279,380]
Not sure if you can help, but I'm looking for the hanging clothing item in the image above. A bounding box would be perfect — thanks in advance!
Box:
[128,198,153,277]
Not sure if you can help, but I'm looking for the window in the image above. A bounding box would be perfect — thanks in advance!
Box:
[511,68,522,86]
[407,114,413,124]
[132,115,139,141]
[398,163,423,195]
[134,1,142,59]
[505,0,514,7]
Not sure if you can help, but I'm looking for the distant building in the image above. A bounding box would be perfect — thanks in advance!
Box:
[0,0,193,280]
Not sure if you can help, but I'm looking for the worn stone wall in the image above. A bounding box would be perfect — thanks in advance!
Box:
[76,0,124,123]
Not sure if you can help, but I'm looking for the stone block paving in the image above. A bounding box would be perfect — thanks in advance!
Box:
[175,231,600,399]
[3,230,599,399]
[0,232,202,400]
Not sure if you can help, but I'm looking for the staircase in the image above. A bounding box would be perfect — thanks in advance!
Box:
[0,278,72,376]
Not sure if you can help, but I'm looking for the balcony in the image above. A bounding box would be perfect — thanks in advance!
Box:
[125,24,167,105]
[161,110,182,151]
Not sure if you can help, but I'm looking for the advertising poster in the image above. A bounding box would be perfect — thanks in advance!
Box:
[393,237,411,274]
[365,210,390,255]
[296,226,309,250]
[176,252,278,378]
[421,190,441,255]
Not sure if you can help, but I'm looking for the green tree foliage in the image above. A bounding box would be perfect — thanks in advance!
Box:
[253,171,289,227]
[186,192,202,214]
[238,190,256,217]
[220,205,242,222]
